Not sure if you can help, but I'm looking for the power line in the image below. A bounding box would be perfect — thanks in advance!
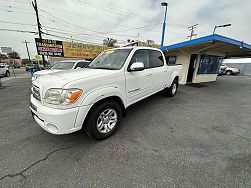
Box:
[42,32,102,45]
[107,23,162,34]
[0,9,34,15]
[0,28,38,34]
[39,9,106,34]
[0,20,37,27]
[71,0,154,22]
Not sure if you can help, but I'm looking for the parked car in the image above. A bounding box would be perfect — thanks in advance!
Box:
[32,59,90,81]
[25,64,40,72]
[0,64,10,77]
[220,64,240,75]
[30,47,183,140]
[217,65,227,76]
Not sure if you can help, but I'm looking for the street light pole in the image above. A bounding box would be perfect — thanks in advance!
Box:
[161,2,168,48]
[213,24,232,34]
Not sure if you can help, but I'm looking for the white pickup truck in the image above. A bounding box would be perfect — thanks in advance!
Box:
[30,47,182,140]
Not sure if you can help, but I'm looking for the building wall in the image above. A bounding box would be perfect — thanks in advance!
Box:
[164,50,225,85]
[164,51,190,85]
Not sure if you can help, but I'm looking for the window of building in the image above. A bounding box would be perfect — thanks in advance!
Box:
[166,56,177,65]
[198,54,223,74]
[149,50,164,68]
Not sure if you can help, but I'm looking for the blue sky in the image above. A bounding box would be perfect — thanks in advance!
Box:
[0,0,250,58]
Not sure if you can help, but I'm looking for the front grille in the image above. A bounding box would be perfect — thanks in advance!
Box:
[32,84,41,101]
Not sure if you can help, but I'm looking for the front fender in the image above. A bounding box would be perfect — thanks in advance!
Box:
[80,86,126,107]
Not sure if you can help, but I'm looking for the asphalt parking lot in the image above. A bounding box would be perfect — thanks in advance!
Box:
[0,75,250,187]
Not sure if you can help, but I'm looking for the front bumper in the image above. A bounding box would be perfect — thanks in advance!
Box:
[30,95,91,135]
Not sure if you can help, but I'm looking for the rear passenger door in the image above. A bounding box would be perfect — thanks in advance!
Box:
[149,50,167,90]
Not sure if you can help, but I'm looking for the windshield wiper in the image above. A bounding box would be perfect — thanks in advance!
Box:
[87,67,116,70]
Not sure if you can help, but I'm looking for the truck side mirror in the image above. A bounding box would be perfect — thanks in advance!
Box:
[129,62,144,72]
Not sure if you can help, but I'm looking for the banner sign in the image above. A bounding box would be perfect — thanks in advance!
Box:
[1,47,12,54]
[35,38,109,59]
[35,38,64,57]
[62,41,109,59]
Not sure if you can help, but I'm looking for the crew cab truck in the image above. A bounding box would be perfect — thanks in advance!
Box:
[30,47,182,140]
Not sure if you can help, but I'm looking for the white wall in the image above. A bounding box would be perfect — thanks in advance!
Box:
[164,51,190,85]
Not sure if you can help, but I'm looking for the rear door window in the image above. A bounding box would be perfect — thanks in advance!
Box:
[149,50,164,68]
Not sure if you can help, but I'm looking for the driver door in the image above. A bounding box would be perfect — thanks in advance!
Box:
[125,49,153,105]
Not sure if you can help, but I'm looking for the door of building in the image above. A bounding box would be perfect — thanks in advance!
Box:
[187,54,197,82]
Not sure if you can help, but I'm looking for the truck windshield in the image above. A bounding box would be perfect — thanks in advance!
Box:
[88,49,132,70]
[51,61,75,70]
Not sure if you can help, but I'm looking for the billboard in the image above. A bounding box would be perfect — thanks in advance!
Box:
[1,47,12,54]
[63,41,109,59]
[35,38,64,57]
[35,38,108,59]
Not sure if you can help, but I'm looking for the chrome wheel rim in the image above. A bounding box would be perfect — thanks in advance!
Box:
[172,83,177,95]
[97,108,118,134]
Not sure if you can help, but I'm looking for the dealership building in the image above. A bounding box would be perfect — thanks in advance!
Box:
[160,34,251,85]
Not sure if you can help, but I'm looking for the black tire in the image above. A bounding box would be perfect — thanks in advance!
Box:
[5,71,10,77]
[164,79,178,97]
[84,101,122,140]
[226,70,232,75]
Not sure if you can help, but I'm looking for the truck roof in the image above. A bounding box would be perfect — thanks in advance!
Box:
[109,46,162,51]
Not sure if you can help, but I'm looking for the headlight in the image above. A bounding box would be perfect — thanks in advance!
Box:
[44,88,82,105]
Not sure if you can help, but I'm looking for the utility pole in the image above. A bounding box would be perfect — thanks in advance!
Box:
[187,24,198,40]
[32,0,46,67]
[22,40,31,64]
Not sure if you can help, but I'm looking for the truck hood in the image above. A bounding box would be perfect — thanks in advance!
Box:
[34,69,63,76]
[33,68,116,91]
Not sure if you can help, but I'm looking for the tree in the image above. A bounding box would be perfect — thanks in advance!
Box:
[21,58,30,65]
[7,51,20,59]
[103,38,117,47]
[0,53,8,61]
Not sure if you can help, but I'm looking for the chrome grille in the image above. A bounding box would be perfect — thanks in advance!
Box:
[32,84,41,101]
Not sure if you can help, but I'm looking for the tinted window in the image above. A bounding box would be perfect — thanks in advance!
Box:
[75,61,89,68]
[149,50,164,68]
[130,50,149,69]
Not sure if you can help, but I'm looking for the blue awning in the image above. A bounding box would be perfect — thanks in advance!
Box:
[160,34,251,57]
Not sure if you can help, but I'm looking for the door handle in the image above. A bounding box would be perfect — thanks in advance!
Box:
[146,73,152,76]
